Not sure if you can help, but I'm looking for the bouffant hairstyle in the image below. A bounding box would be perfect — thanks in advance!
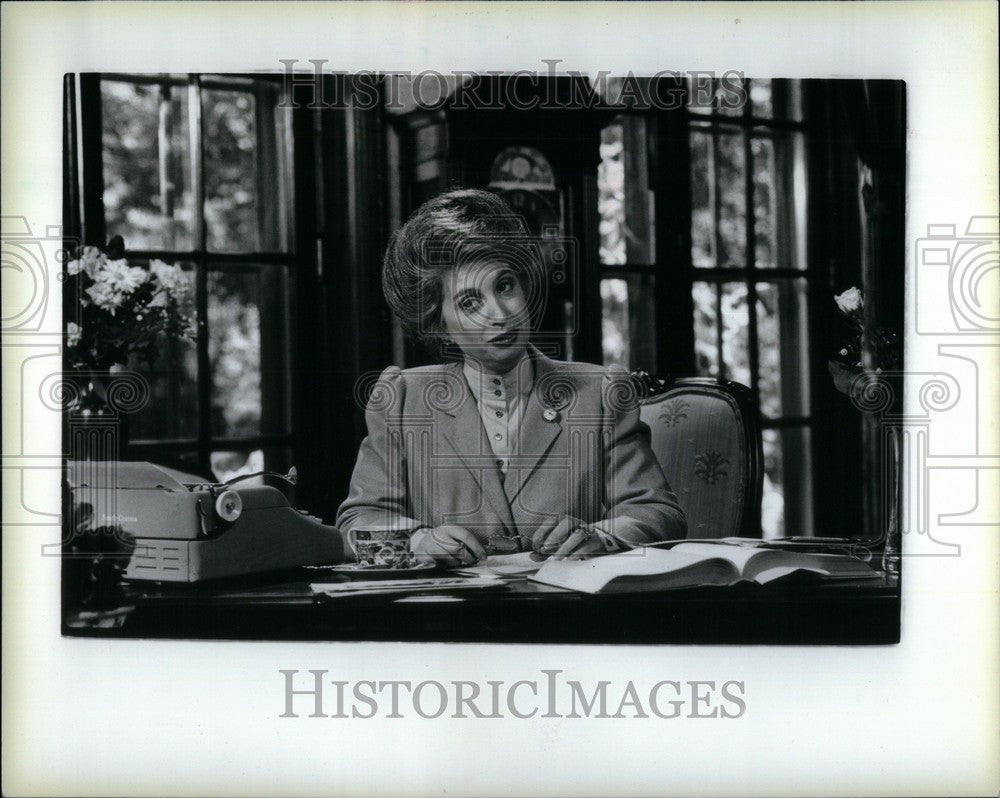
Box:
[382,188,544,347]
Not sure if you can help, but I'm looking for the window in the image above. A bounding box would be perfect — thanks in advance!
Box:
[598,78,814,538]
[81,74,295,480]
[597,117,656,371]
[688,78,812,538]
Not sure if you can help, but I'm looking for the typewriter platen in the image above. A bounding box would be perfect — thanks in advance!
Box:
[67,461,346,583]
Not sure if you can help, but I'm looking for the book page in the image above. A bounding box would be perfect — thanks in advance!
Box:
[531,547,736,593]
[743,550,877,581]
[670,542,764,574]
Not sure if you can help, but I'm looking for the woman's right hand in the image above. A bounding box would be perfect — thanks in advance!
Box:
[413,525,487,568]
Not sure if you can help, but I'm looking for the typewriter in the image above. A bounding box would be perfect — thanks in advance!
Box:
[67,461,346,583]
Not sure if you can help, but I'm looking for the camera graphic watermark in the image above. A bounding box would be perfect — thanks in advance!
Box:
[1,216,152,561]
[2,217,77,547]
[915,216,999,335]
[1,216,74,334]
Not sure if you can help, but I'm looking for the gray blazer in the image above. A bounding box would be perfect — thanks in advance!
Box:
[336,348,686,548]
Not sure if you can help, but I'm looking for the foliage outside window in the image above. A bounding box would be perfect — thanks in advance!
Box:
[89,74,294,480]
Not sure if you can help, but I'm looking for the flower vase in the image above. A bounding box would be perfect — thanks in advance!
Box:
[77,372,113,417]
[68,365,132,460]
[881,426,902,576]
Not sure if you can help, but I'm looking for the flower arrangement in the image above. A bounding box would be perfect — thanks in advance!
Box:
[827,286,901,398]
[65,236,195,371]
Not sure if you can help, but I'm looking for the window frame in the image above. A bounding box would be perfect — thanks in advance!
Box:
[597,78,819,537]
[76,73,297,478]
[683,79,815,537]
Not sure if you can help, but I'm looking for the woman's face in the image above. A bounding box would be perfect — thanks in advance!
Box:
[439,260,531,373]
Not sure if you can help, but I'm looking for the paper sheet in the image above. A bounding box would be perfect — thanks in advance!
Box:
[310,574,502,597]
[455,552,543,577]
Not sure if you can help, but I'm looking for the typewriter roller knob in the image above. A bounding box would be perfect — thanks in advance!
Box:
[215,490,243,523]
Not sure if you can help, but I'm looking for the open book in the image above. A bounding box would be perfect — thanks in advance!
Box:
[530,541,880,594]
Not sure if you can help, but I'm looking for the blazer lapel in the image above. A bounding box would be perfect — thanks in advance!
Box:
[507,350,565,504]
[438,366,516,533]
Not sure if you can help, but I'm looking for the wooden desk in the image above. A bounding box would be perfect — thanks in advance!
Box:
[64,571,900,644]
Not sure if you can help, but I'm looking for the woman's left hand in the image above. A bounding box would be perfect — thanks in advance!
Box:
[532,516,605,560]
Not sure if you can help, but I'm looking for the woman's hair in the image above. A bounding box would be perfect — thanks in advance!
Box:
[382,188,544,347]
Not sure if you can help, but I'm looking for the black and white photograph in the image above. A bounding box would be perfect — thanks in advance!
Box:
[58,71,905,643]
[2,2,997,797]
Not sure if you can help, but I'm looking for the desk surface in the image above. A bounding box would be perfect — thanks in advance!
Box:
[64,569,900,645]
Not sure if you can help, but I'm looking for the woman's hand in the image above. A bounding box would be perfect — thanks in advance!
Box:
[532,516,605,560]
[413,525,487,568]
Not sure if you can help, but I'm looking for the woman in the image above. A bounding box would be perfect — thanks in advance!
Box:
[336,189,686,567]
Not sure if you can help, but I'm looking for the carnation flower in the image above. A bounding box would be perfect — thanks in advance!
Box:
[66,322,82,347]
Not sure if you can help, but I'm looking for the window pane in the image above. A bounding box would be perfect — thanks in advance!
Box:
[715,133,746,268]
[211,448,264,481]
[752,137,778,268]
[687,75,714,114]
[202,82,292,253]
[601,278,629,366]
[762,426,813,539]
[207,266,290,438]
[721,282,750,387]
[756,280,811,419]
[127,261,198,441]
[622,117,654,265]
[203,89,258,252]
[101,80,193,250]
[717,77,745,117]
[598,124,626,266]
[691,282,719,377]
[690,130,715,268]
[686,76,745,116]
[761,428,783,538]
[600,274,657,370]
[208,270,261,436]
[750,79,773,118]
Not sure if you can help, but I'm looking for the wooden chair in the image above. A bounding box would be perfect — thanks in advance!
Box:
[634,373,764,539]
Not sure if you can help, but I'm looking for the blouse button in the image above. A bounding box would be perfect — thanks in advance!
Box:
[496,459,503,468]
[492,378,501,385]
[495,410,504,418]
[494,433,503,441]
[494,390,502,397]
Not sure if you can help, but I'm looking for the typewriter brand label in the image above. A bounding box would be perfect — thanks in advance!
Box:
[102,514,138,523]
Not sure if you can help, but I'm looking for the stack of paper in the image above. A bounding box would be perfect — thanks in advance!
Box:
[310,574,503,597]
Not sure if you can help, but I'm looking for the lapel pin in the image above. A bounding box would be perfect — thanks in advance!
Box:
[542,408,558,422]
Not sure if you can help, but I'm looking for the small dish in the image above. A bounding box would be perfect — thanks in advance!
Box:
[314,562,438,579]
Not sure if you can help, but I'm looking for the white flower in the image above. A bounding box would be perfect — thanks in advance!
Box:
[85,280,125,313]
[66,322,82,347]
[834,287,863,313]
[148,290,168,308]
[151,260,191,298]
[79,246,105,278]
[102,259,148,293]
